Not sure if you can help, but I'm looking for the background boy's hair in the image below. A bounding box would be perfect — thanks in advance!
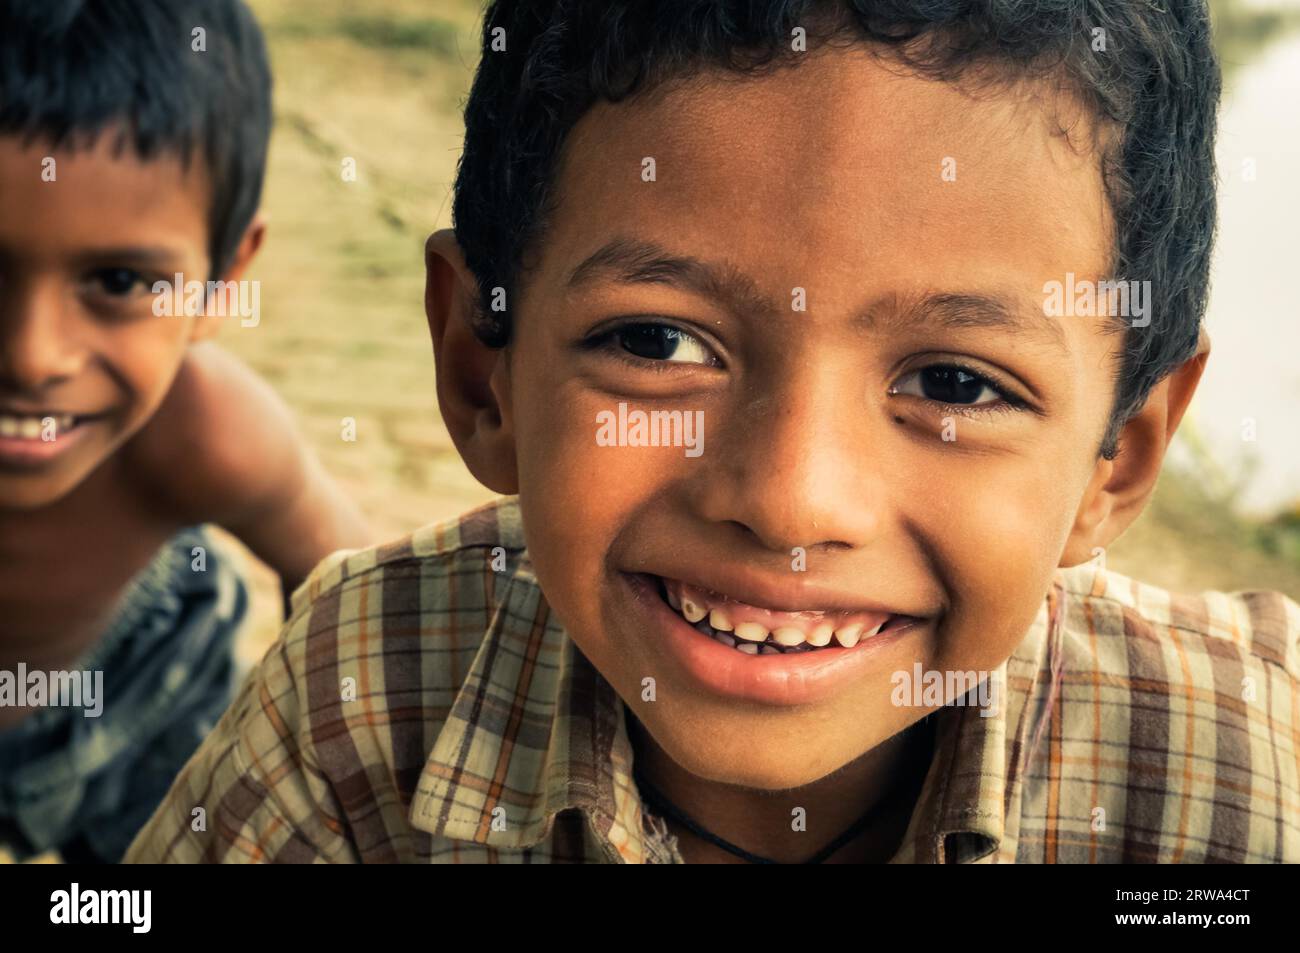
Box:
[0,0,273,280]
[453,0,1221,459]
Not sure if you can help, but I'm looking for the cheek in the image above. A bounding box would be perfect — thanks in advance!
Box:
[513,377,679,612]
[107,318,194,416]
[910,439,1088,667]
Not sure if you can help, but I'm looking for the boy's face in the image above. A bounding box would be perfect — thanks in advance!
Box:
[0,133,216,510]
[437,49,1168,789]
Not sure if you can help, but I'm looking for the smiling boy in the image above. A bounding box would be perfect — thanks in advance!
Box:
[0,0,370,862]
[130,0,1298,863]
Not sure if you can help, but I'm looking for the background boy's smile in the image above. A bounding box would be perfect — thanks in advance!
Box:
[0,132,212,509]
[0,0,374,862]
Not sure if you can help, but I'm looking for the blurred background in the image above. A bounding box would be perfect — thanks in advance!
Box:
[226,0,1300,664]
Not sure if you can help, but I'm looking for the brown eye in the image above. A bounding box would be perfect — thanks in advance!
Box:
[88,267,147,297]
[892,365,1004,406]
[615,323,714,365]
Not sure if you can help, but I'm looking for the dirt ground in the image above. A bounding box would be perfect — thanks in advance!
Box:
[224,0,1300,667]
[221,0,498,663]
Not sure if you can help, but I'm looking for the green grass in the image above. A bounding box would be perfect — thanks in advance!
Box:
[1212,0,1300,82]
[1111,420,1300,597]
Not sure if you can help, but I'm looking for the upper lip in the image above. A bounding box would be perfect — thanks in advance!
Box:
[0,405,91,419]
[637,565,923,618]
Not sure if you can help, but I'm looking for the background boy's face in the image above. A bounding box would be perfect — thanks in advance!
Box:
[0,133,213,510]
[483,48,1128,788]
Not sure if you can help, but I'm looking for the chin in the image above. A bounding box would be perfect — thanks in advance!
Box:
[699,756,844,793]
[647,718,857,792]
[0,474,82,511]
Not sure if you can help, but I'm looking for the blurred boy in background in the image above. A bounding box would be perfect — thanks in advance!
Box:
[0,0,371,862]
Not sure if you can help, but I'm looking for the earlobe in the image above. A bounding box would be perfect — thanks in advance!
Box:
[1059,456,1115,567]
[424,229,519,494]
[1059,327,1211,567]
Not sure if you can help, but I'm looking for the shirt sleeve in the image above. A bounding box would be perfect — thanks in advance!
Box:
[124,603,358,864]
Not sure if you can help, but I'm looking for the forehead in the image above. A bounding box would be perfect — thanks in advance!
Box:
[0,131,210,262]
[532,46,1115,331]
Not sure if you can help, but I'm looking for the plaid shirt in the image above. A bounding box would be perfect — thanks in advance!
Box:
[126,497,1300,863]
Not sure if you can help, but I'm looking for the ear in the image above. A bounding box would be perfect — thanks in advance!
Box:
[190,212,268,343]
[424,228,518,494]
[1060,326,1211,567]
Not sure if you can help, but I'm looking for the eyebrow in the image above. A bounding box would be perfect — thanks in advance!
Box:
[566,237,781,319]
[565,237,1069,353]
[75,246,189,266]
[0,244,188,268]
[887,291,1069,354]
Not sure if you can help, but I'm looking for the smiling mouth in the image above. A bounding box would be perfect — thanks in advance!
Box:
[651,575,916,656]
[0,411,97,440]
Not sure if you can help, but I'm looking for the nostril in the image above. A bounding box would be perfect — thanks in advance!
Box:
[725,520,853,556]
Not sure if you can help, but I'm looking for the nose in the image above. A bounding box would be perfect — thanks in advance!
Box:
[0,281,87,392]
[688,364,887,555]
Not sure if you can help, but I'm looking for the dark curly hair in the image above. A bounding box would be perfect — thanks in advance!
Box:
[453,1,1221,458]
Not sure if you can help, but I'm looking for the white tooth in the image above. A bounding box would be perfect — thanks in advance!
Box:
[834,623,864,648]
[19,418,41,439]
[807,622,834,647]
[666,587,682,611]
[772,626,806,647]
[734,622,768,643]
[862,621,885,639]
[735,642,759,655]
[0,417,16,437]
[681,599,706,623]
[708,608,733,632]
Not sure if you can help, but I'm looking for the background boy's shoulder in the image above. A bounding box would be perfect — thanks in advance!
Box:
[125,343,299,522]
[121,343,371,590]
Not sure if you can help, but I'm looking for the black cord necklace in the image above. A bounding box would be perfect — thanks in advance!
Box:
[627,706,932,865]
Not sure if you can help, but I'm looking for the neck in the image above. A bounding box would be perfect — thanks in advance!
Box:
[626,708,935,864]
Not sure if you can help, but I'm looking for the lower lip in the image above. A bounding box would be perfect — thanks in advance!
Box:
[0,422,92,468]
[623,572,924,707]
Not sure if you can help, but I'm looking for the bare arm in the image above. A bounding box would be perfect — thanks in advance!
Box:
[129,343,373,608]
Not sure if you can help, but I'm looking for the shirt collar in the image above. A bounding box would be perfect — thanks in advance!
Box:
[408,558,672,862]
[893,579,1064,863]
[892,678,1009,863]
[410,553,1064,864]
